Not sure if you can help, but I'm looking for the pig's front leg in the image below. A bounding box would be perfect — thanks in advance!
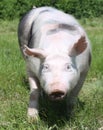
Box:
[27,76,39,121]
[67,71,88,114]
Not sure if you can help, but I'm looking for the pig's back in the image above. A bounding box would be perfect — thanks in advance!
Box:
[18,7,81,48]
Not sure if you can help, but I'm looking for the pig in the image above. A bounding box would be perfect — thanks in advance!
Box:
[18,6,91,120]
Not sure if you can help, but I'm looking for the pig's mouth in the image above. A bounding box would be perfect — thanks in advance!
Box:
[49,90,66,101]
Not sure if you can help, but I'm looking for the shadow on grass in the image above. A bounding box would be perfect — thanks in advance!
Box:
[39,92,85,128]
[39,95,67,126]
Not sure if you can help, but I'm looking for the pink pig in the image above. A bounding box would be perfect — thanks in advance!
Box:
[18,7,91,120]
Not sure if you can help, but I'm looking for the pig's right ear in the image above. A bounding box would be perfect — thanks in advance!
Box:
[23,45,48,59]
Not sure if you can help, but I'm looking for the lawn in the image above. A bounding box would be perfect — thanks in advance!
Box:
[0,17,103,130]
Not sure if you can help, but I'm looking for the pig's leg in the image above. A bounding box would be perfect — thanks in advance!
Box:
[27,75,39,121]
[67,71,88,112]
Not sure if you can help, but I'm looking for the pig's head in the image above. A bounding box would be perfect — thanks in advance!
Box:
[24,36,87,101]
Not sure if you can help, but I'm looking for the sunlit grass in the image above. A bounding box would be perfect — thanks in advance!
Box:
[0,18,103,130]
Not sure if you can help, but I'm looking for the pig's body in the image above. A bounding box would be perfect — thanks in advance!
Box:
[18,7,91,120]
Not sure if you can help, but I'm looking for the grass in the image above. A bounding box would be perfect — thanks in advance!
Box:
[0,17,103,130]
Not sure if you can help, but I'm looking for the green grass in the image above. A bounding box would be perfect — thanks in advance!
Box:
[0,17,103,130]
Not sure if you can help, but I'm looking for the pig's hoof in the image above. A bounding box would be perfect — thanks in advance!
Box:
[27,108,39,122]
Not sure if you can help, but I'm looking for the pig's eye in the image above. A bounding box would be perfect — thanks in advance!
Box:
[65,64,70,71]
[42,64,50,72]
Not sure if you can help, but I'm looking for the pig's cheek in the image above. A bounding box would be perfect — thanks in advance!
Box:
[64,71,79,90]
[40,74,52,93]
[69,73,80,88]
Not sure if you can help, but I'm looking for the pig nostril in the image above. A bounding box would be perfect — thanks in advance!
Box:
[49,91,65,100]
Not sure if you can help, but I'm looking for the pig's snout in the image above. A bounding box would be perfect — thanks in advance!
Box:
[49,89,66,101]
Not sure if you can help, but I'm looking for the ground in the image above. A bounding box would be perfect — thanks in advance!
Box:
[0,17,103,130]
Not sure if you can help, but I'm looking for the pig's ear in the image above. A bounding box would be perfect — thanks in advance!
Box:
[23,45,47,59]
[69,36,87,56]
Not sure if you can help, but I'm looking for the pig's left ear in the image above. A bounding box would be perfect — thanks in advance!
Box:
[69,36,87,56]
[23,45,48,59]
